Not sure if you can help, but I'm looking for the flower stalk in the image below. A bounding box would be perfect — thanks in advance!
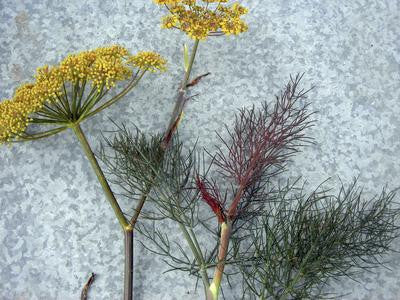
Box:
[72,122,136,300]
[164,39,216,294]
[81,70,146,121]
[182,39,199,89]
[71,123,130,230]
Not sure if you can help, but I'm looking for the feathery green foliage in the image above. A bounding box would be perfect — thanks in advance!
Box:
[232,180,400,299]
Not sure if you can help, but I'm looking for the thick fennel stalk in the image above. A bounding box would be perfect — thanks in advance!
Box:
[71,123,134,300]
[207,222,232,300]
[162,39,200,149]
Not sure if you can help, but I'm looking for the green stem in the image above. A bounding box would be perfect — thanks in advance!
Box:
[71,80,80,120]
[278,244,316,300]
[130,190,149,228]
[59,84,72,117]
[81,70,145,121]
[71,123,136,300]
[182,39,199,89]
[78,84,105,118]
[30,118,68,125]
[17,126,68,141]
[71,123,130,230]
[78,85,106,120]
[39,105,68,121]
[178,223,210,293]
[76,79,87,117]
[207,221,232,300]
[189,227,210,296]
[189,227,205,263]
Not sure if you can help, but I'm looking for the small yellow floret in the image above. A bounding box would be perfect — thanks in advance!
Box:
[0,98,27,142]
[34,65,64,102]
[162,15,179,29]
[0,84,39,143]
[59,45,133,90]
[128,51,167,73]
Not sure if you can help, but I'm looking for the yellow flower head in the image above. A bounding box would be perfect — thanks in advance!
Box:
[89,46,133,89]
[59,45,133,90]
[0,45,166,143]
[34,65,64,101]
[154,0,248,40]
[0,98,28,143]
[128,51,167,73]
[0,83,38,142]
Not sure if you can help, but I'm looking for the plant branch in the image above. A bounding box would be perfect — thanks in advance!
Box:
[130,188,150,228]
[178,222,210,293]
[82,70,145,121]
[207,221,232,300]
[16,126,68,141]
[71,123,130,230]
[124,228,134,300]
[162,39,200,149]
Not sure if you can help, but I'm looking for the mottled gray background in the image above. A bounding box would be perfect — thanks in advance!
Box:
[1,0,400,299]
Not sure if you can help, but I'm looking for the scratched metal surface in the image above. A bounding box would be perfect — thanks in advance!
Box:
[0,1,399,299]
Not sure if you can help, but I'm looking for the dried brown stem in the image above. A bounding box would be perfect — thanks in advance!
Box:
[81,273,96,300]
[186,72,211,88]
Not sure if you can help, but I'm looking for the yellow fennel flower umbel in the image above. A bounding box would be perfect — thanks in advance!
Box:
[154,0,248,40]
[0,45,166,144]
[0,99,29,143]
[128,51,167,73]
[59,45,132,90]
[0,84,40,142]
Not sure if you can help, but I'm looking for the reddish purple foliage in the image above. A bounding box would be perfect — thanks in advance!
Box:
[212,74,314,219]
